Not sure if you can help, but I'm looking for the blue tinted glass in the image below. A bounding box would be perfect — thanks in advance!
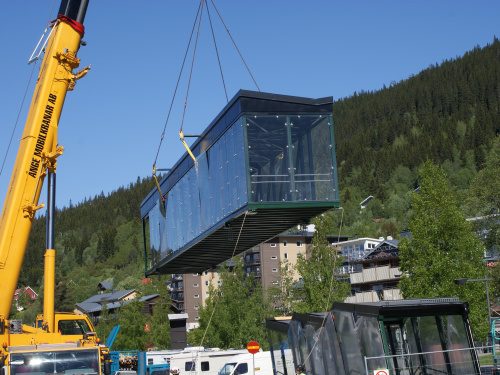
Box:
[220,133,230,218]
[233,119,247,208]
[196,153,210,232]
[179,177,189,244]
[209,141,223,223]
[224,128,238,212]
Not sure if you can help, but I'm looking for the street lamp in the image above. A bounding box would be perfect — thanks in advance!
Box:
[454,275,492,328]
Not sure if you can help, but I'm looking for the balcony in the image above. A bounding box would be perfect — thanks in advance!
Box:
[350,266,400,285]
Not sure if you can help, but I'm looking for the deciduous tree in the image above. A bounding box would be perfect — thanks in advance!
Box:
[399,161,488,339]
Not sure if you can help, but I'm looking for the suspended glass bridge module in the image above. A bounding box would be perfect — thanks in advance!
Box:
[141,90,340,274]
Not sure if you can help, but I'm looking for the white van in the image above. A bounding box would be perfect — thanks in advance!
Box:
[169,348,248,375]
[218,351,273,375]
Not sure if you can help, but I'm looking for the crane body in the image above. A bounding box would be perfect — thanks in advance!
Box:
[0,1,111,373]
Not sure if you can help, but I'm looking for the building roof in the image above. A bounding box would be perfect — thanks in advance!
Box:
[76,293,159,314]
[351,239,400,264]
[98,281,113,291]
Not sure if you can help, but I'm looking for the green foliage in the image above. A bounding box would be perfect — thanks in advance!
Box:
[144,279,172,350]
[190,260,275,350]
[292,215,351,313]
[398,161,488,339]
[113,299,148,351]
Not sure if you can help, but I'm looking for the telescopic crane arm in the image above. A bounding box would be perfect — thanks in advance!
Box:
[0,0,90,323]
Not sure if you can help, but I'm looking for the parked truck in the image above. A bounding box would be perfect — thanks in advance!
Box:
[217,351,273,375]
[168,348,248,375]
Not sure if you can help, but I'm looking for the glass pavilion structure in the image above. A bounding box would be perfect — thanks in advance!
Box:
[140,90,340,275]
[266,299,480,375]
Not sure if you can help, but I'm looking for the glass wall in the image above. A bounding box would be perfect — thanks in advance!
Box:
[246,115,337,203]
[146,119,247,261]
[145,112,339,269]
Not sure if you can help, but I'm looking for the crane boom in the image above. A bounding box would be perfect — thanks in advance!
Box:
[0,0,89,322]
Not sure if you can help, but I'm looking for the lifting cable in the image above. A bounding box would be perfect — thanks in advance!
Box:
[1,0,57,179]
[205,0,228,103]
[152,1,204,195]
[302,207,345,367]
[209,0,260,93]
[153,0,261,191]
[179,0,261,164]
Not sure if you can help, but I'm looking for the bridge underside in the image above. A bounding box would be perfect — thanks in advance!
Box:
[146,203,339,275]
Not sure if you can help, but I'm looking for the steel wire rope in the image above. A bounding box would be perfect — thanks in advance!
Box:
[0,0,57,179]
[205,0,228,102]
[198,211,248,348]
[301,207,345,369]
[179,0,205,135]
[209,0,260,92]
[152,1,204,170]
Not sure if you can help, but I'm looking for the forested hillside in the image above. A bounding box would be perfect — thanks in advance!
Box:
[335,36,499,193]
[13,36,500,318]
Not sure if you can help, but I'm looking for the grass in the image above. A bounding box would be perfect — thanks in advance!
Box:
[479,353,493,366]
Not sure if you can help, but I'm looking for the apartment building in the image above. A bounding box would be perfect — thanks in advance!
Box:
[169,231,351,329]
[345,238,402,303]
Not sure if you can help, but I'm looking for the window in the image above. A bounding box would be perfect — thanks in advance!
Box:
[284,253,288,259]
[297,241,303,247]
[235,363,248,374]
[204,271,208,275]
[272,281,279,285]
[194,305,199,310]
[193,283,199,287]
[271,256,277,260]
[270,243,276,247]
[195,316,200,321]
[217,281,222,286]
[272,268,278,272]
[297,252,303,257]
[205,281,209,286]
[205,292,209,297]
[201,362,210,371]
[194,294,199,298]
[283,241,288,247]
[148,359,154,365]
[185,362,195,371]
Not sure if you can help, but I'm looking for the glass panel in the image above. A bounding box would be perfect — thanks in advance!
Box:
[324,314,345,375]
[355,316,386,371]
[220,133,230,217]
[444,315,475,375]
[404,317,425,371]
[209,140,224,223]
[414,316,447,371]
[167,184,181,251]
[196,152,211,232]
[224,127,238,213]
[179,175,190,244]
[148,199,167,266]
[304,324,324,375]
[333,310,365,375]
[247,115,291,202]
[10,348,100,375]
[288,320,305,368]
[290,115,335,201]
[233,119,247,208]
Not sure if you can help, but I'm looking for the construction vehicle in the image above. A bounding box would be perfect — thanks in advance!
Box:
[0,0,111,373]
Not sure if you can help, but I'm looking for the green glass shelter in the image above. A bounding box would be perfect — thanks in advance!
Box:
[140,90,340,275]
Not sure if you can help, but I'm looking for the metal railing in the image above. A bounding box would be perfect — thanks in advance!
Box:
[364,346,490,375]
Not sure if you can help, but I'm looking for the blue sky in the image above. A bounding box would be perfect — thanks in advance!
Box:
[0,1,499,211]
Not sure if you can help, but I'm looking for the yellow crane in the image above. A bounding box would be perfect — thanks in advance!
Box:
[0,0,111,373]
